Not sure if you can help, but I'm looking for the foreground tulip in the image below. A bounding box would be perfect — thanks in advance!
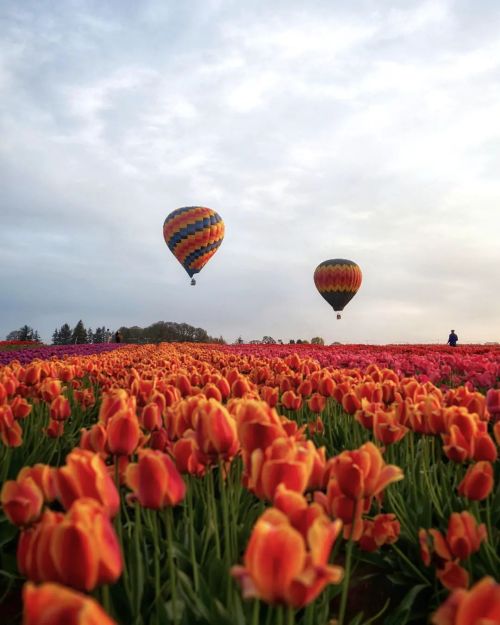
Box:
[106,408,140,456]
[125,449,186,508]
[458,462,494,501]
[231,507,343,607]
[328,441,404,500]
[18,499,122,591]
[431,576,500,625]
[1,477,44,526]
[17,464,57,502]
[23,582,117,625]
[56,449,119,517]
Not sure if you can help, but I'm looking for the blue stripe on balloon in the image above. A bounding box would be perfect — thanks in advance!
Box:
[167,213,221,249]
[183,238,223,276]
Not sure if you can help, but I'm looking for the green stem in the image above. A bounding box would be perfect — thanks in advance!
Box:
[338,535,354,625]
[207,467,221,559]
[276,605,285,625]
[391,544,430,586]
[251,599,260,625]
[152,512,162,625]
[165,506,178,625]
[187,482,200,592]
[133,501,143,621]
[101,584,111,616]
[286,605,295,625]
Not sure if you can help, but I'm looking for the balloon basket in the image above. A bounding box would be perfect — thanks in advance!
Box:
[336,313,341,320]
[190,278,196,286]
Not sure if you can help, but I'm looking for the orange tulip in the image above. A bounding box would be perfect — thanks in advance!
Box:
[373,409,408,445]
[341,391,362,415]
[359,514,400,552]
[233,400,291,455]
[172,435,206,476]
[50,396,71,421]
[431,576,500,625]
[458,462,494,501]
[307,393,326,414]
[18,464,57,502]
[281,390,302,411]
[24,364,42,386]
[56,449,120,517]
[437,560,470,590]
[231,506,343,607]
[106,408,140,456]
[1,477,44,526]
[98,389,136,424]
[446,512,487,561]
[39,378,62,403]
[125,449,185,509]
[194,399,239,463]
[246,438,316,501]
[80,423,108,456]
[10,396,32,420]
[140,402,162,431]
[23,581,117,625]
[18,499,122,591]
[328,442,404,500]
[0,404,23,446]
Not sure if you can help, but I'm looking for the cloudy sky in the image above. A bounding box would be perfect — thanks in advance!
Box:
[1,0,500,345]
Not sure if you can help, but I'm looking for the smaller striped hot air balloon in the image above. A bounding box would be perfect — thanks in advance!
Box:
[163,206,225,285]
[314,259,362,319]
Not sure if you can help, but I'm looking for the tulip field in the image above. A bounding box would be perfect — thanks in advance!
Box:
[0,342,499,625]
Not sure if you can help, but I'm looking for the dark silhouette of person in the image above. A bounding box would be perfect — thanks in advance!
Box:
[447,330,458,347]
[115,331,122,343]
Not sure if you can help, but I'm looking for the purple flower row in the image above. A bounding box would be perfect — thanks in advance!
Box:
[0,343,125,366]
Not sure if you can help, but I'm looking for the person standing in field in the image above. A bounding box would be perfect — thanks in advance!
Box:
[115,331,122,343]
[447,330,458,347]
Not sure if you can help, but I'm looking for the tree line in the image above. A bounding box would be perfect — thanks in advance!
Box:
[118,321,224,344]
[5,321,225,345]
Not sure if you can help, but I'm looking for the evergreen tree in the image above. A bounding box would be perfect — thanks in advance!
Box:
[58,323,72,345]
[18,325,35,341]
[52,329,60,345]
[93,327,105,343]
[6,330,21,341]
[33,330,41,342]
[86,328,94,344]
[71,320,87,344]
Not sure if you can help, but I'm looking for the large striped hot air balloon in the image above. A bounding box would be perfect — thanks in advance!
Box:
[163,206,225,285]
[314,259,362,319]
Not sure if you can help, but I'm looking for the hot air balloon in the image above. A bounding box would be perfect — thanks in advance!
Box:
[314,259,362,319]
[163,206,225,285]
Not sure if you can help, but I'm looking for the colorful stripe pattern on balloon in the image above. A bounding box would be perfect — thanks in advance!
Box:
[314,259,362,312]
[163,207,225,278]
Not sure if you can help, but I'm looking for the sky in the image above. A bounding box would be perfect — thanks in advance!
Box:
[1,0,500,345]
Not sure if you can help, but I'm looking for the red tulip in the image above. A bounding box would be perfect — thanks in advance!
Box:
[23,581,117,625]
[56,449,119,517]
[231,506,343,607]
[458,462,494,501]
[431,576,500,625]
[1,477,44,526]
[125,449,186,508]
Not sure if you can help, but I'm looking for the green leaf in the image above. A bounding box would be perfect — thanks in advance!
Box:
[383,584,427,625]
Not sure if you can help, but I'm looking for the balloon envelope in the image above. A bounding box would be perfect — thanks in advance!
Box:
[314,259,362,312]
[163,206,225,279]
